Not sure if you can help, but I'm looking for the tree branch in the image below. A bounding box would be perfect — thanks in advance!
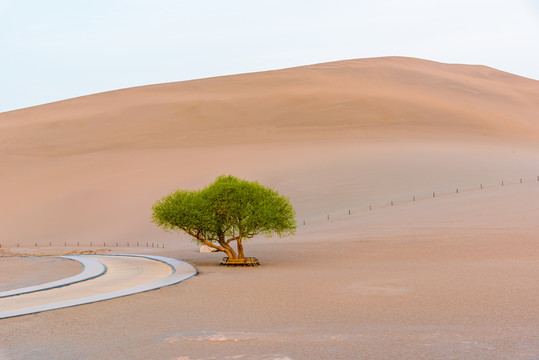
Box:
[225,236,239,244]
[187,231,227,254]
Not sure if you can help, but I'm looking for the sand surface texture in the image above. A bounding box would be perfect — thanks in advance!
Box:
[1,57,539,359]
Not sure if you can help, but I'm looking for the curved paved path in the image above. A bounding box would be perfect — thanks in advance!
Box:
[0,254,197,319]
[0,255,106,298]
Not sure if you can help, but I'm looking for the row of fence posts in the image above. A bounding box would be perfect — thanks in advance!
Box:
[305,176,538,225]
[0,241,164,249]
[2,176,538,245]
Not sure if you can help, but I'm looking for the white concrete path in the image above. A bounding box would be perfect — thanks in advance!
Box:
[0,255,106,298]
[0,254,197,319]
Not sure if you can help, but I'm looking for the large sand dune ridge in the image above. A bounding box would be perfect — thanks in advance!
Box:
[1,56,539,156]
[1,56,539,247]
[1,56,539,359]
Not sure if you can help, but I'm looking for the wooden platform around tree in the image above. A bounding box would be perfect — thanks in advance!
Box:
[220,257,261,266]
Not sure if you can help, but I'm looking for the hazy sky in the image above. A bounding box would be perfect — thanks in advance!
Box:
[1,0,538,113]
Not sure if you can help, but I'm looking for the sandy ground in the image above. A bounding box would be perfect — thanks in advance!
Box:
[1,171,538,359]
[1,57,539,359]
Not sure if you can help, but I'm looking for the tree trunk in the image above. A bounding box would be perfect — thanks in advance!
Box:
[221,247,234,259]
[199,238,233,259]
[237,238,245,259]
[218,239,238,259]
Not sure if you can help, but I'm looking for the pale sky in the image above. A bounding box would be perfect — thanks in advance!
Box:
[1,0,538,113]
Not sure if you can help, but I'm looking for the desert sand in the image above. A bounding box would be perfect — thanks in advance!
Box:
[1,57,539,359]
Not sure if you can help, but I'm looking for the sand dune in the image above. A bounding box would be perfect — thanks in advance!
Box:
[1,56,539,247]
[1,57,539,359]
[1,57,539,156]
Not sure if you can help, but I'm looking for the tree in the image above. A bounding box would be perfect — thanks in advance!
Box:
[151,175,296,261]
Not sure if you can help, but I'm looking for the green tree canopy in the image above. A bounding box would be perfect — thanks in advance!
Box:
[151,175,296,260]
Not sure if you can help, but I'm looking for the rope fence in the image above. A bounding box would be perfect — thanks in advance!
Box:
[2,175,538,248]
[0,241,164,250]
[299,175,539,226]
